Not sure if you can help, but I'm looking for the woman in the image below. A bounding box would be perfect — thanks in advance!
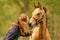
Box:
[3,14,32,40]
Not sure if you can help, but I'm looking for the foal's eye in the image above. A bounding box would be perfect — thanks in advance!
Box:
[37,13,40,15]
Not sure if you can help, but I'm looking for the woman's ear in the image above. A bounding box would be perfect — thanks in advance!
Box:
[43,7,47,13]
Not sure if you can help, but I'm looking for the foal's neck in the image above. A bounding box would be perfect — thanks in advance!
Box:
[40,14,47,29]
[39,14,47,39]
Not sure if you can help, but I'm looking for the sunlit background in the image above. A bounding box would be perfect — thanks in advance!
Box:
[0,0,60,40]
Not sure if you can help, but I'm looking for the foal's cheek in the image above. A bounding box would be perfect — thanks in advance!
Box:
[31,20,36,26]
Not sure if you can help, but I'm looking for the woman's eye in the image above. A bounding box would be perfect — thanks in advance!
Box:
[37,13,40,15]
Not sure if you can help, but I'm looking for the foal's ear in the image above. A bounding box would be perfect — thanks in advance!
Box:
[43,7,47,13]
[34,2,42,9]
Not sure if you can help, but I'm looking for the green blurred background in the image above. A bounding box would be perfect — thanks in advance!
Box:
[0,0,60,40]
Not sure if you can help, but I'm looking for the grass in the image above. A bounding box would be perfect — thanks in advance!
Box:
[0,0,60,40]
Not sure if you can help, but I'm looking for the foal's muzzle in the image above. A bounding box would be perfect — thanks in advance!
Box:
[29,23,33,27]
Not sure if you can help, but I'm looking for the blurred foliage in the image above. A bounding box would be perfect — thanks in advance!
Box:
[0,0,60,40]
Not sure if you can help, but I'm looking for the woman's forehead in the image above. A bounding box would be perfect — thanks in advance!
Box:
[21,14,27,16]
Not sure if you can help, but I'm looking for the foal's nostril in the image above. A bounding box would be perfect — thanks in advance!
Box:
[29,23,31,26]
[29,23,32,27]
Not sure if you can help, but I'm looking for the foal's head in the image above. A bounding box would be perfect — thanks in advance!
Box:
[29,3,47,27]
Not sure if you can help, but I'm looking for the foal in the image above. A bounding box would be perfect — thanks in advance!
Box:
[4,14,31,40]
[29,3,51,40]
